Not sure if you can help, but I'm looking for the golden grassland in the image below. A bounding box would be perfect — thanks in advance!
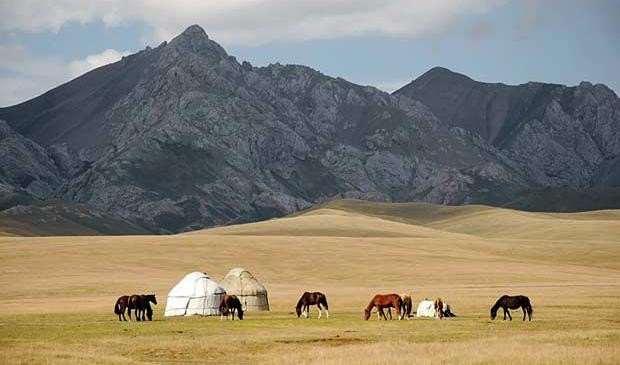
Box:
[1,200,619,364]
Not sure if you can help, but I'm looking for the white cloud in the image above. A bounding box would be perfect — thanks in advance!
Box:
[0,46,130,107]
[0,0,507,45]
[68,49,130,77]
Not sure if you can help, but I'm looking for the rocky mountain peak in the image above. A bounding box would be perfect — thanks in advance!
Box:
[167,24,228,59]
[182,24,209,38]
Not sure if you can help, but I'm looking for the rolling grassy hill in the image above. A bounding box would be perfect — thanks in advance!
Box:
[1,200,619,364]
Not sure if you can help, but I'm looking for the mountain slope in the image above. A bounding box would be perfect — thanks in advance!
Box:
[394,67,620,188]
[0,26,531,233]
[0,25,618,234]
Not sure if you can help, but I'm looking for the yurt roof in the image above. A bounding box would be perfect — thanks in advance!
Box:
[221,268,267,294]
[225,268,254,278]
[168,271,225,297]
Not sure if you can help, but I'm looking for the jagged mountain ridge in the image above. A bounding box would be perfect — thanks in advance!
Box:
[0,25,618,234]
[394,67,620,188]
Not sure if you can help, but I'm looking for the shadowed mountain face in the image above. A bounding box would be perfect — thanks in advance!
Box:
[0,25,618,234]
[394,67,620,189]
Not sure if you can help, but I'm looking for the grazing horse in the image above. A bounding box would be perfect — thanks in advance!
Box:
[127,294,157,321]
[141,294,157,321]
[401,295,413,319]
[114,295,130,321]
[296,292,329,319]
[434,298,444,320]
[220,294,244,320]
[363,294,404,320]
[490,295,533,321]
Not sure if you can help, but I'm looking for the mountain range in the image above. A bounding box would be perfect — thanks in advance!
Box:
[1,25,618,234]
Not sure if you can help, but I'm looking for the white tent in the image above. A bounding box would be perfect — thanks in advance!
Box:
[164,272,226,317]
[220,268,270,311]
[415,300,437,318]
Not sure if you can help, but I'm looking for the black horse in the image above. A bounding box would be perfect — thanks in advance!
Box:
[490,295,532,321]
[127,294,157,321]
[296,292,329,319]
[114,295,130,321]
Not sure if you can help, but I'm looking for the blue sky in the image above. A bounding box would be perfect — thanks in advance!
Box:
[0,0,618,107]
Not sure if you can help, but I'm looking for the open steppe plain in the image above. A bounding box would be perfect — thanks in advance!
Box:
[1,200,619,364]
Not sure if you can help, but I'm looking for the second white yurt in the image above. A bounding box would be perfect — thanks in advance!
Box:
[164,272,226,317]
[219,268,269,311]
[415,300,437,318]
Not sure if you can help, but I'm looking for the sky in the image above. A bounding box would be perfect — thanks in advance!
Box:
[0,0,618,107]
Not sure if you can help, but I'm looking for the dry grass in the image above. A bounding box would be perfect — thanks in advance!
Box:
[1,200,619,364]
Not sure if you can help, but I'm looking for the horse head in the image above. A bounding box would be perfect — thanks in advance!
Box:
[148,294,157,305]
[490,306,498,320]
[363,308,371,320]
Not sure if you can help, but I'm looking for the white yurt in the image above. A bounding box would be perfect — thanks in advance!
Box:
[416,300,437,318]
[219,268,269,311]
[164,272,226,317]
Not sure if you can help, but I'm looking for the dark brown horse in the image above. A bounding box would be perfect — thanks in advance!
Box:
[142,294,157,321]
[434,298,444,320]
[401,295,413,319]
[296,292,329,319]
[114,295,130,321]
[219,294,244,320]
[490,295,533,321]
[127,294,157,321]
[363,294,403,320]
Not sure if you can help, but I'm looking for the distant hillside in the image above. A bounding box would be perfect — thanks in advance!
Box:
[298,199,620,242]
[0,203,151,236]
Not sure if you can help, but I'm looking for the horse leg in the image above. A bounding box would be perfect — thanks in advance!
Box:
[317,303,322,319]
[507,309,512,321]
[502,308,506,320]
[522,307,526,321]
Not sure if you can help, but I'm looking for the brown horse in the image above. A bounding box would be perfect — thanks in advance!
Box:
[434,298,444,320]
[141,294,157,321]
[363,294,404,320]
[401,295,413,319]
[491,295,533,321]
[127,294,157,321]
[219,294,244,320]
[296,292,329,319]
[114,295,130,321]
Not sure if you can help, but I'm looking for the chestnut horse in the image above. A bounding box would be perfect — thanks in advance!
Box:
[363,294,404,320]
[296,292,329,319]
[220,294,244,320]
[491,295,533,321]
